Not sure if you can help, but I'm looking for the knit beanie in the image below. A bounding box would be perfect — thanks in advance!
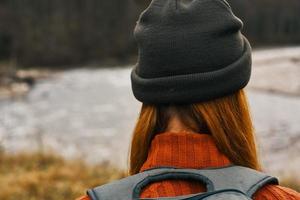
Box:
[131,0,252,104]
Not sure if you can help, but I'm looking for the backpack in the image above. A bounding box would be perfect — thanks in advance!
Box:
[87,165,278,200]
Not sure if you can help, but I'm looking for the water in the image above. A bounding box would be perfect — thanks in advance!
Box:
[0,47,300,180]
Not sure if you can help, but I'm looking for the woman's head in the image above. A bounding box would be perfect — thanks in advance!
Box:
[129,89,260,175]
[129,0,256,175]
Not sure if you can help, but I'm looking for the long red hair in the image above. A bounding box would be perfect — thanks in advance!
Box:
[129,89,261,175]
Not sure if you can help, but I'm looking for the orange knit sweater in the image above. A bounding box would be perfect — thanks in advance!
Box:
[78,132,300,200]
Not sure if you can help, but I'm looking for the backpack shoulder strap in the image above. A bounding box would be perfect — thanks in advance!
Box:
[195,165,278,197]
[87,166,278,200]
[87,169,151,200]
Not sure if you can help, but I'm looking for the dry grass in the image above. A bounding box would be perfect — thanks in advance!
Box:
[281,178,300,192]
[0,151,299,200]
[0,152,126,200]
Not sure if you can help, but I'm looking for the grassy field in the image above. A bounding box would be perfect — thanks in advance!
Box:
[0,151,126,200]
[0,151,299,200]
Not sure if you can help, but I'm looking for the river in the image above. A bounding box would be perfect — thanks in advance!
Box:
[1,46,300,180]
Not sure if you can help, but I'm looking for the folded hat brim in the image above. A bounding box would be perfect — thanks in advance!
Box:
[131,36,252,104]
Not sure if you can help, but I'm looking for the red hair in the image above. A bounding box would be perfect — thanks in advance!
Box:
[129,89,261,175]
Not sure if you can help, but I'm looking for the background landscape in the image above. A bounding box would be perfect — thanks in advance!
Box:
[0,0,300,199]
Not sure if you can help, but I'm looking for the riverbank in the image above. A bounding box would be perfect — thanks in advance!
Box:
[1,46,300,99]
[0,63,53,99]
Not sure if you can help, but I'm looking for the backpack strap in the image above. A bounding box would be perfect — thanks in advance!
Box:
[189,165,278,197]
[87,165,278,200]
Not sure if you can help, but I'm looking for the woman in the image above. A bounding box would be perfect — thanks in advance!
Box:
[78,0,300,199]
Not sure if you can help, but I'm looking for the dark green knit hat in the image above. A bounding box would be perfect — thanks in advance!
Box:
[131,0,252,104]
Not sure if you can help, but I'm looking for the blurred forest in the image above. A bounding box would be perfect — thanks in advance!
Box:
[0,0,300,66]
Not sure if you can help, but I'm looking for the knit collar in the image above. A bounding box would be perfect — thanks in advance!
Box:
[140,131,231,172]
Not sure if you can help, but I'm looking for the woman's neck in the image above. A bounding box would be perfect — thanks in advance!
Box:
[165,116,197,134]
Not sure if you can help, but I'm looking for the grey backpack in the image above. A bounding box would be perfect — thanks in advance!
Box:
[87,165,278,200]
